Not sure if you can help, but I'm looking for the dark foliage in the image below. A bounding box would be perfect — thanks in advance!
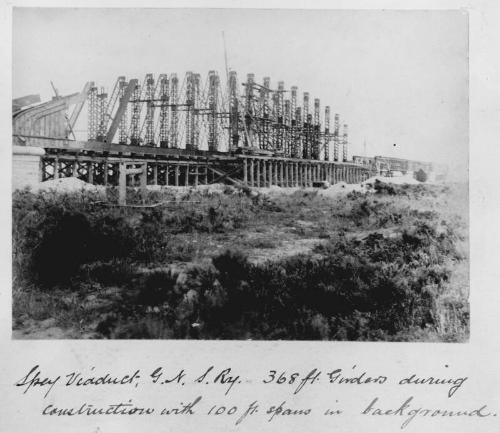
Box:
[13,185,468,341]
[106,219,463,340]
[415,169,428,183]
[12,189,254,288]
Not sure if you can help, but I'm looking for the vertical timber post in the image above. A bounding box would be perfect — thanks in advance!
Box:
[153,164,158,185]
[118,162,126,205]
[250,159,254,187]
[175,164,180,186]
[141,163,147,196]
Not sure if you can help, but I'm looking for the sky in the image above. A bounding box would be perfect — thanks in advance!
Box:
[12,8,468,174]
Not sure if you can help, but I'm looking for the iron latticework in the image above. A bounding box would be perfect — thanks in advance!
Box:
[158,74,170,148]
[333,113,340,161]
[324,106,331,161]
[87,85,98,140]
[85,71,349,161]
[342,123,348,162]
[207,71,220,152]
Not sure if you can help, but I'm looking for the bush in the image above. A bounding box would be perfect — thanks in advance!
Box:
[29,208,92,287]
[116,218,461,340]
[13,183,467,341]
[415,169,428,183]
[80,260,136,286]
[137,269,179,306]
[12,189,256,289]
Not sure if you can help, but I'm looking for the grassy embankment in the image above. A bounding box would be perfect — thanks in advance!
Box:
[12,181,469,341]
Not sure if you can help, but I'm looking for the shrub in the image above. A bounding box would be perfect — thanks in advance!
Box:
[415,169,428,183]
[80,260,136,286]
[29,208,92,287]
[136,269,179,306]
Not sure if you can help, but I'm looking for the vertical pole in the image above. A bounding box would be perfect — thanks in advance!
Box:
[88,162,94,184]
[185,164,189,186]
[256,160,261,187]
[250,158,254,187]
[72,160,78,177]
[175,164,179,186]
[54,156,60,179]
[243,158,248,185]
[103,162,108,186]
[194,165,199,186]
[262,160,267,187]
[118,162,126,205]
[141,163,147,196]
[268,160,273,186]
[39,159,44,182]
[284,162,288,188]
[324,106,331,161]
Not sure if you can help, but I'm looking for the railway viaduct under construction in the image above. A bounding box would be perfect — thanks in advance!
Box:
[12,71,371,190]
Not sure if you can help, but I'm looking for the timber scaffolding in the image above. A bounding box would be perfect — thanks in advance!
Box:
[13,71,371,187]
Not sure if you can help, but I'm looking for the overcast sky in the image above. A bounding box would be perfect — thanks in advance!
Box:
[13,8,468,173]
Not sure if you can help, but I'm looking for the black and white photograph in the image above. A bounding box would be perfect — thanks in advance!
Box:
[11,7,469,341]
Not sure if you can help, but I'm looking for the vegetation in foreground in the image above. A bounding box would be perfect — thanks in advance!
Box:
[12,181,469,341]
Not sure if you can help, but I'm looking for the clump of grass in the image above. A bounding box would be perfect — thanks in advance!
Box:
[244,238,277,249]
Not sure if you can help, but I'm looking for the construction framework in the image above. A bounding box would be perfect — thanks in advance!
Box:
[13,71,371,188]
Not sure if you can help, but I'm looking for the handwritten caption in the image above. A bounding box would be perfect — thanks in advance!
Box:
[14,364,497,429]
